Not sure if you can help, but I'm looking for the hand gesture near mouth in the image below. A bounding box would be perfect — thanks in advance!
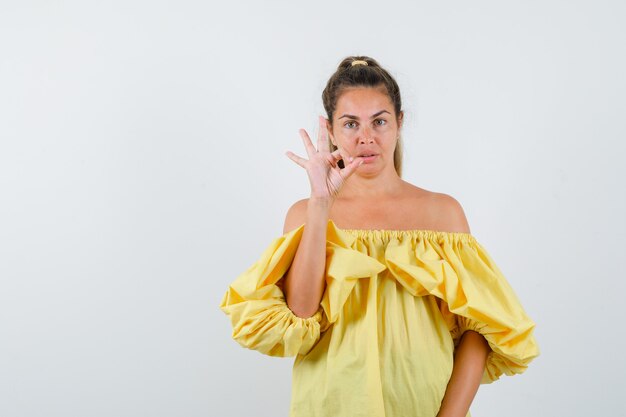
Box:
[285,116,363,202]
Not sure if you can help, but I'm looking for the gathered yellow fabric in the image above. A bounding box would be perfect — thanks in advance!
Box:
[219,220,540,417]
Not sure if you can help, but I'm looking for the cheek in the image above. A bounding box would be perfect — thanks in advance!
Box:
[331,129,351,143]
[333,133,352,147]
[339,130,358,141]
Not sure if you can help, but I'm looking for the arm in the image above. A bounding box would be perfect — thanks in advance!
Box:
[436,330,491,417]
[282,117,363,319]
[434,193,487,416]
[282,197,331,318]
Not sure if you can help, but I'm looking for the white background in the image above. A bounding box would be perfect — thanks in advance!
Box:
[1,1,624,416]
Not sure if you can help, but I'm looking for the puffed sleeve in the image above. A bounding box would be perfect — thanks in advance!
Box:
[219,222,388,358]
[385,233,540,384]
[219,224,328,357]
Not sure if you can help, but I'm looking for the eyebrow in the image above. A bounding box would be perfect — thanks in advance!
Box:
[338,110,391,120]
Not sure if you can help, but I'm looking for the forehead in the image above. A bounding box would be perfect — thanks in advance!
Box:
[335,87,393,114]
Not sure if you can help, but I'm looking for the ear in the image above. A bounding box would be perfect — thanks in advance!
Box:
[325,118,337,146]
[397,111,404,129]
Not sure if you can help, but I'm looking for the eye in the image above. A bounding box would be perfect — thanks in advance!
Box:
[344,121,357,129]
[374,119,387,126]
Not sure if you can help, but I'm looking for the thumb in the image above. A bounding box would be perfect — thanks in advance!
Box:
[341,156,364,179]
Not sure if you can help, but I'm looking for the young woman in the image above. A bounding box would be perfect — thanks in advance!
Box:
[220,56,540,417]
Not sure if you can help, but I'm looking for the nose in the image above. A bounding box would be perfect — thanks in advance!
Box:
[359,126,374,144]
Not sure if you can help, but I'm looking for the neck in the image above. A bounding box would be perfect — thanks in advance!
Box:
[337,167,404,200]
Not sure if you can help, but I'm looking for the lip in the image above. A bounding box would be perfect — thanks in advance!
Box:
[358,154,378,163]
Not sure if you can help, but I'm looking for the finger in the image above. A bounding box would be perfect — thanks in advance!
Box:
[340,156,364,178]
[299,129,317,157]
[325,149,342,167]
[285,151,308,169]
[317,116,329,152]
[337,148,353,164]
[325,153,338,168]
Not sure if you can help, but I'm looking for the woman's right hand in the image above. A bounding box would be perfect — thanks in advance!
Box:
[285,116,364,202]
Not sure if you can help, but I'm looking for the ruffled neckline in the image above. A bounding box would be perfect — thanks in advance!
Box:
[328,219,476,243]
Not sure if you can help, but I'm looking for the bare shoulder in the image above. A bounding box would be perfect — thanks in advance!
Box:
[283,198,309,234]
[394,182,471,233]
[427,192,472,233]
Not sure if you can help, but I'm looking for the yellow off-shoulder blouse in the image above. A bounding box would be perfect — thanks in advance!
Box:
[219,219,540,417]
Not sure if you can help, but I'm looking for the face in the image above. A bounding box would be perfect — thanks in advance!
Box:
[327,86,403,172]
